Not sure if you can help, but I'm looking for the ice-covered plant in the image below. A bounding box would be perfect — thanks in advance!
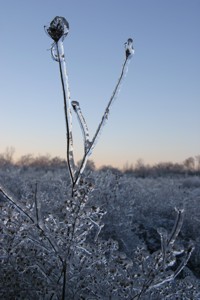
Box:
[44,16,134,194]
[131,207,195,299]
[0,16,134,299]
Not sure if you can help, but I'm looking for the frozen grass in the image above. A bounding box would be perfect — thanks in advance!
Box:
[1,166,200,299]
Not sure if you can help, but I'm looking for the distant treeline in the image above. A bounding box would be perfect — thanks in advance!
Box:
[0,148,67,169]
[122,157,200,177]
[0,147,200,177]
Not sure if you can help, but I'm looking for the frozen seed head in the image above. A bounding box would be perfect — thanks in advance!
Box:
[125,38,134,58]
[45,16,69,42]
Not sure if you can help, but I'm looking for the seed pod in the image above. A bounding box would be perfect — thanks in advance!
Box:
[45,16,69,42]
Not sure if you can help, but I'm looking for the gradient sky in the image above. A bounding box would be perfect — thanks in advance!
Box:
[0,0,199,169]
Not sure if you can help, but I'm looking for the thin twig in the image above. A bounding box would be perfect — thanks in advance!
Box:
[61,260,67,300]
[56,41,76,184]
[0,186,64,264]
[34,182,39,226]
[0,187,34,223]
[73,54,132,189]
[167,207,184,246]
[72,100,90,153]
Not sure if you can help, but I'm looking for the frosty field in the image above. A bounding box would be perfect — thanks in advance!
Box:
[1,162,200,299]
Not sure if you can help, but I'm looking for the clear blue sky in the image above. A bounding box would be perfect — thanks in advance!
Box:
[0,0,199,168]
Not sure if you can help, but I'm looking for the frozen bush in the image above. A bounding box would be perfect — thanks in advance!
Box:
[182,176,200,189]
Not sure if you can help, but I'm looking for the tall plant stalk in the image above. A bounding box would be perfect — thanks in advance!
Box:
[45,16,134,193]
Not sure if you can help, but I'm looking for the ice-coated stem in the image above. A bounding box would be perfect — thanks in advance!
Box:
[72,100,90,153]
[167,207,184,246]
[157,227,168,267]
[34,182,44,229]
[45,16,76,183]
[0,186,34,223]
[56,40,76,183]
[73,44,134,189]
[173,242,195,278]
[91,54,132,151]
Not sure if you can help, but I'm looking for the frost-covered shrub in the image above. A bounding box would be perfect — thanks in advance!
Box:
[0,177,104,299]
[1,178,199,299]
[182,176,200,189]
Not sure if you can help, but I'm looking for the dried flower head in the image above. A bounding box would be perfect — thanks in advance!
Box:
[45,16,69,42]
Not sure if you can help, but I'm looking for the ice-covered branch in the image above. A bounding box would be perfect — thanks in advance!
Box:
[72,100,90,153]
[45,16,76,184]
[73,39,134,188]
[34,182,44,230]
[56,40,77,183]
[91,39,134,151]
[167,207,184,246]
[87,216,104,242]
[173,242,195,278]
[0,185,34,223]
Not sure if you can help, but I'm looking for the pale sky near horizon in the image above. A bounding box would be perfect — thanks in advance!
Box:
[0,0,199,169]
